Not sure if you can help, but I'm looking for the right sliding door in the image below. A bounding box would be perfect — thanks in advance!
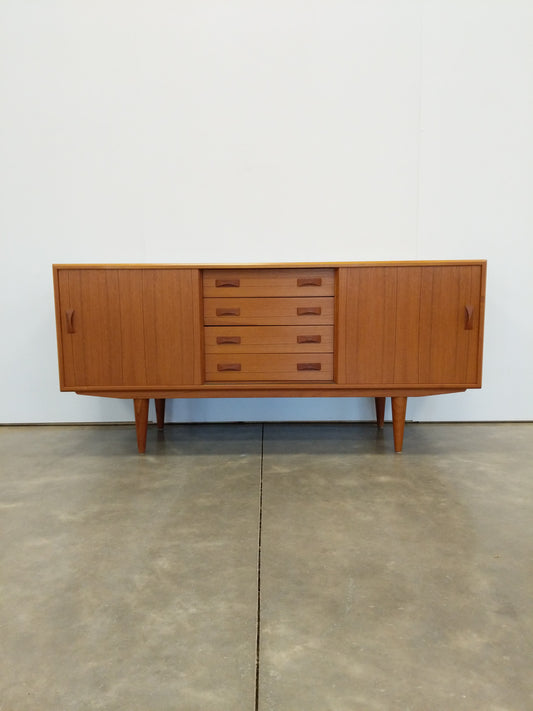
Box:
[336,263,485,387]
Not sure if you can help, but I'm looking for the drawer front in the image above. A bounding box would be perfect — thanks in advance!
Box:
[204,297,334,325]
[205,325,334,354]
[205,354,334,381]
[203,268,335,297]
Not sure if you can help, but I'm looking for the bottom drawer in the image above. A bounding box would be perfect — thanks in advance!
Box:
[205,354,333,382]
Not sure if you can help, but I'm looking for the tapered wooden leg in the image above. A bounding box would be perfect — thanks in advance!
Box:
[375,397,386,428]
[391,396,407,453]
[155,398,166,430]
[133,398,149,453]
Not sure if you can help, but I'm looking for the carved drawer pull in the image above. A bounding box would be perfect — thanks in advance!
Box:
[215,279,240,288]
[216,308,240,317]
[65,309,75,334]
[297,335,321,344]
[297,307,321,316]
[297,362,322,371]
[217,363,242,372]
[465,305,474,330]
[216,336,241,345]
[297,278,322,287]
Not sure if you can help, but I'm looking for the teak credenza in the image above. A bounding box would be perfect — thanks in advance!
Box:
[53,261,486,453]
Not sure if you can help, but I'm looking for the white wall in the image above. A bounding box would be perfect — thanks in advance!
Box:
[1,0,532,424]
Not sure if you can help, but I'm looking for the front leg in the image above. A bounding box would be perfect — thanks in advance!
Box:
[133,398,149,453]
[391,396,407,453]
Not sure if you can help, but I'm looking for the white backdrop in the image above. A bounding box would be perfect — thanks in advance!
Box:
[1,0,532,424]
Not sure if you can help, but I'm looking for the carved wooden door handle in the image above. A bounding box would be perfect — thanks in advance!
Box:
[465,305,474,330]
[66,309,75,333]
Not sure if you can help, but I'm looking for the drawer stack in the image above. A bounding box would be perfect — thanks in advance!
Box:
[202,268,335,381]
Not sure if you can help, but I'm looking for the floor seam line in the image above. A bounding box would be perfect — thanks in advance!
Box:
[254,423,264,711]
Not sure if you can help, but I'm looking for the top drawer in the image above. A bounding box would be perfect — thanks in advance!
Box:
[202,268,335,297]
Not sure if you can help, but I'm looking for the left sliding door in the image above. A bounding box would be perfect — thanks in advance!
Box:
[54,268,202,389]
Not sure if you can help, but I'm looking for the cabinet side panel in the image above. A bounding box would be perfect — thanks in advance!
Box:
[465,265,484,385]
[143,269,202,386]
[475,262,486,387]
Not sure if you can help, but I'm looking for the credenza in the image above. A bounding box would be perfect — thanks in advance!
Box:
[53,261,486,453]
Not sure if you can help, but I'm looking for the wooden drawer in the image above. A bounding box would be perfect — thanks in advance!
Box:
[203,268,335,297]
[205,353,334,381]
[204,325,334,354]
[204,297,334,325]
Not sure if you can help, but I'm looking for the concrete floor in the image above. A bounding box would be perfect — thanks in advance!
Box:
[1,422,532,711]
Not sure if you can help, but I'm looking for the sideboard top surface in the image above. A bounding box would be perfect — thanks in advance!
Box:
[53,260,487,271]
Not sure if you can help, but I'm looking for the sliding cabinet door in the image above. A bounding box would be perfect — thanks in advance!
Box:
[55,268,202,389]
[336,264,484,387]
